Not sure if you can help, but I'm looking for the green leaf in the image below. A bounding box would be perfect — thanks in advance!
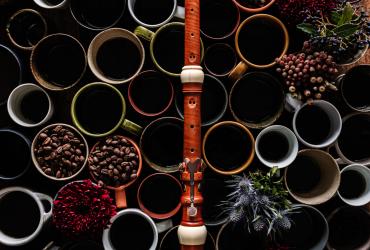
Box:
[331,11,342,24]
[338,2,354,26]
[297,23,316,35]
[332,23,359,37]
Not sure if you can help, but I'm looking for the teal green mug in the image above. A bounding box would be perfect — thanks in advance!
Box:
[71,82,142,137]
[134,22,204,77]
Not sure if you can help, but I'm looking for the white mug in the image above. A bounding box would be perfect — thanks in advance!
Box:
[292,100,342,148]
[102,208,159,250]
[255,125,298,169]
[128,0,184,28]
[7,83,53,127]
[338,164,370,206]
[0,187,53,246]
[33,0,68,9]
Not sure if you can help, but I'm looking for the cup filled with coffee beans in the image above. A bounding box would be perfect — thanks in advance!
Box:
[88,135,142,209]
[31,123,89,181]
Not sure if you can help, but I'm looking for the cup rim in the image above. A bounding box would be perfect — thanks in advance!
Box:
[255,125,298,169]
[71,82,127,138]
[87,28,145,85]
[7,83,53,127]
[102,208,158,250]
[128,70,174,117]
[284,149,340,205]
[232,0,276,13]
[340,64,370,112]
[149,22,204,77]
[69,0,126,30]
[202,121,255,175]
[0,187,45,246]
[0,129,31,180]
[33,0,67,9]
[127,0,178,28]
[234,13,289,69]
[175,73,228,127]
[30,33,87,91]
[0,43,22,106]
[88,135,143,191]
[229,71,285,129]
[204,43,238,77]
[337,163,370,206]
[140,116,183,173]
[200,0,240,40]
[31,123,89,181]
[137,173,182,219]
[292,100,342,148]
[6,8,47,50]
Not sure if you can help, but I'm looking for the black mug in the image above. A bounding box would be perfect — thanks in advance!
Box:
[175,74,228,127]
[0,44,21,106]
[338,64,370,112]
[327,207,370,250]
[0,129,31,180]
[69,0,126,30]
[140,117,183,173]
[229,72,285,129]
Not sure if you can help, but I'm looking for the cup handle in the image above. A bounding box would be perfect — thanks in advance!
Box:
[326,144,346,165]
[115,189,127,209]
[284,93,303,113]
[156,219,173,234]
[42,241,60,250]
[121,119,143,136]
[35,192,53,222]
[228,61,248,82]
[174,6,185,19]
[134,26,155,42]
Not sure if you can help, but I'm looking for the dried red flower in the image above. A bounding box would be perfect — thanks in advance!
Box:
[276,0,338,25]
[53,179,117,239]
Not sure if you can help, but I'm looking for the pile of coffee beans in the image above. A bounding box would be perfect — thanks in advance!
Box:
[88,135,140,187]
[33,125,87,179]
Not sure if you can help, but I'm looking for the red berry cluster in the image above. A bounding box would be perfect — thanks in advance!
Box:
[275,51,338,102]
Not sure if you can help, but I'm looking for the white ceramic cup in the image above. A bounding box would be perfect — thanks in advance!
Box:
[7,83,53,127]
[292,100,342,148]
[33,0,68,9]
[255,125,298,169]
[128,0,184,28]
[102,208,159,250]
[0,187,53,246]
[337,164,370,206]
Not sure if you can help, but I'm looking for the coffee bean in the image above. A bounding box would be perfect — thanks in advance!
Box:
[108,164,114,170]
[64,151,72,156]
[125,147,131,154]
[56,171,62,178]
[93,156,99,163]
[62,143,71,151]
[76,149,82,155]
[113,148,120,155]
[101,169,109,175]
[44,146,52,151]
[51,142,59,148]
[40,133,48,139]
[130,174,137,180]
[44,168,52,175]
[43,137,51,145]
[113,169,119,175]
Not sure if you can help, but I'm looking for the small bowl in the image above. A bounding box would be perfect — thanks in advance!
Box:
[31,123,89,181]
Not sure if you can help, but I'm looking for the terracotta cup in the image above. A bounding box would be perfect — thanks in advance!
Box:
[327,206,370,250]
[200,0,240,40]
[69,0,126,30]
[160,225,216,250]
[203,121,255,175]
[175,74,228,127]
[204,43,237,77]
[229,14,289,82]
[89,135,142,209]
[128,70,174,117]
[6,9,47,50]
[284,149,340,205]
[30,33,86,91]
[232,0,276,13]
[140,117,183,173]
[87,28,145,85]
